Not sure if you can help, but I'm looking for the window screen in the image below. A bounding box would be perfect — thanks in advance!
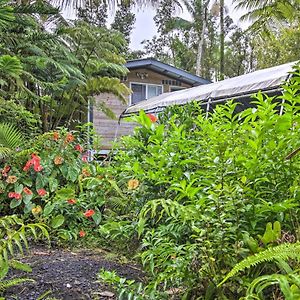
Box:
[131,84,146,104]
[148,85,162,99]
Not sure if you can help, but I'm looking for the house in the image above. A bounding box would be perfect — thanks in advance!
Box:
[92,58,211,151]
[123,61,297,117]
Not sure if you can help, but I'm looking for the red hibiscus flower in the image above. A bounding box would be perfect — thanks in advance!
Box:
[74,144,84,152]
[79,230,86,237]
[146,114,158,123]
[37,189,47,197]
[83,209,95,218]
[34,164,43,172]
[53,131,59,141]
[3,165,11,173]
[23,160,32,172]
[67,199,77,204]
[82,155,88,163]
[23,187,33,195]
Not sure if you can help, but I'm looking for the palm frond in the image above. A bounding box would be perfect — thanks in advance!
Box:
[0,123,24,159]
[234,0,300,35]
[0,0,14,29]
[0,55,23,78]
[85,77,130,104]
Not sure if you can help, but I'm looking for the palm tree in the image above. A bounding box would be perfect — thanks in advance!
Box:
[219,0,224,79]
[233,0,300,35]
[0,1,130,132]
[211,0,227,78]
[165,0,210,76]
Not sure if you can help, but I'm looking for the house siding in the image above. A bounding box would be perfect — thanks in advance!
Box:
[93,69,195,150]
[125,68,191,93]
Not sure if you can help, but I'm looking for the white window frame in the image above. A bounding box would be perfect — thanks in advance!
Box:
[129,82,163,105]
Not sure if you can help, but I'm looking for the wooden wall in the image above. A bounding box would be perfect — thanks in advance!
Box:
[93,93,135,150]
[93,69,195,150]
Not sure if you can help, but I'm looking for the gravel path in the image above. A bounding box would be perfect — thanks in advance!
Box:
[4,246,144,300]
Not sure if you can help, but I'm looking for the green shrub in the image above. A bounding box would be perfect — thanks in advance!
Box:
[0,128,104,240]
[99,64,300,298]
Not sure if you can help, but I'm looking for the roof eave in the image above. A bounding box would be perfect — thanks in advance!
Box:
[125,58,211,85]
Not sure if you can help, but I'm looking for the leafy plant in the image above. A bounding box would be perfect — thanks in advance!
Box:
[0,214,49,279]
[0,277,35,300]
[98,269,166,300]
[99,64,300,299]
[0,123,24,159]
[0,214,48,299]
[219,242,300,286]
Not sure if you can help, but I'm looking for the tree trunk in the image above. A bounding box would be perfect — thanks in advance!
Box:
[196,4,208,76]
[219,0,225,80]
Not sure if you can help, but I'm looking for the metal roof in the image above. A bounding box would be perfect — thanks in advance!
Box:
[123,61,297,116]
[125,58,211,86]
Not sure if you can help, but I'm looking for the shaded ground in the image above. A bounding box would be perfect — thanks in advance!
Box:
[5,245,145,300]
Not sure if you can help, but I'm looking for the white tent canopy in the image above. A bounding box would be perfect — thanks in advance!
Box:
[122,61,297,116]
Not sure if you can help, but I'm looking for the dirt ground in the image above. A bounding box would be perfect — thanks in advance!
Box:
[4,245,145,300]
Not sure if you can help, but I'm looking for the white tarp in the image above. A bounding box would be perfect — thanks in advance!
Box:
[123,61,297,115]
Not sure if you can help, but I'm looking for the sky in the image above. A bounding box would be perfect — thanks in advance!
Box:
[129,0,247,50]
[63,0,248,51]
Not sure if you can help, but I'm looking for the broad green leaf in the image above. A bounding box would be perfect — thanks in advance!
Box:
[36,173,48,189]
[49,177,58,193]
[51,215,65,228]
[43,202,55,216]
[55,187,75,200]
[92,212,102,226]
[10,199,21,209]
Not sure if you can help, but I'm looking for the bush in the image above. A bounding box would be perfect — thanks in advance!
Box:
[99,64,300,298]
[0,128,104,240]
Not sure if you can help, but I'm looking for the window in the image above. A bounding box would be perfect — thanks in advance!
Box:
[131,83,146,104]
[162,79,182,86]
[148,85,162,98]
[130,83,163,104]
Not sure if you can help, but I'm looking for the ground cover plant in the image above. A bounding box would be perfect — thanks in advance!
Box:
[0,214,48,299]
[97,64,300,299]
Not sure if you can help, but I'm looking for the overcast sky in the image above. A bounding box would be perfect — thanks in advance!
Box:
[129,0,247,50]
[63,0,248,50]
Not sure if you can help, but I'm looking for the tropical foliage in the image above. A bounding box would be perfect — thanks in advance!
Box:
[0,127,106,240]
[95,63,300,299]
[0,0,299,299]
[0,0,130,133]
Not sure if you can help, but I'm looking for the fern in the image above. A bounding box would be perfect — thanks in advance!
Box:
[0,0,14,29]
[219,242,300,286]
[0,215,49,280]
[0,278,34,293]
[0,123,24,159]
[241,273,300,300]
